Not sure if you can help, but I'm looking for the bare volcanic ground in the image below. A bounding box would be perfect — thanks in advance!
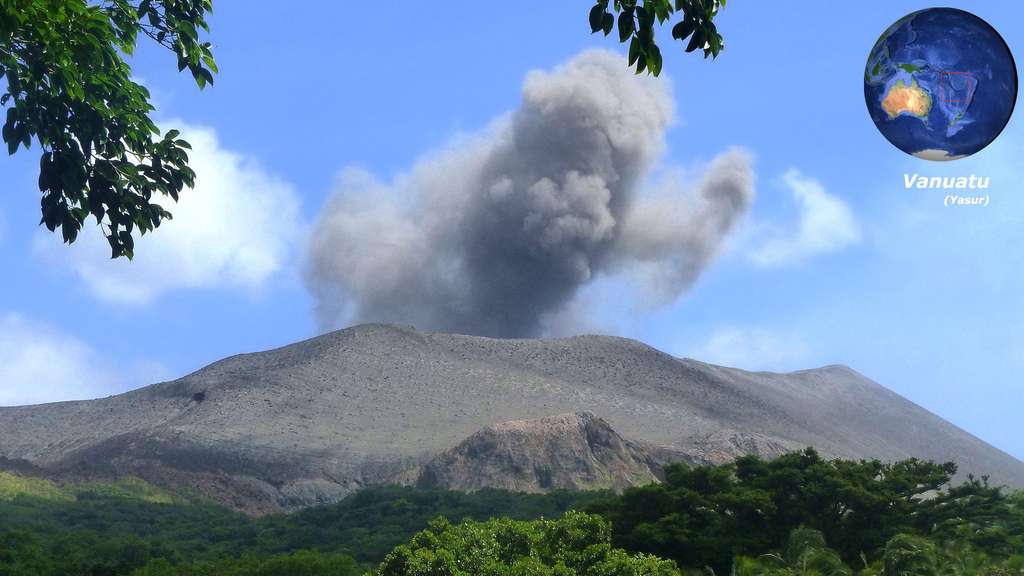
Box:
[0,323,1021,513]
[412,411,680,493]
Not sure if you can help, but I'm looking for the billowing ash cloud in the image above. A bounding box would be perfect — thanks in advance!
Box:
[306,50,754,338]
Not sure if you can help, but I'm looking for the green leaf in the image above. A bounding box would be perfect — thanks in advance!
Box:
[617,11,634,42]
[635,6,651,43]
[196,67,214,88]
[601,12,614,36]
[635,54,647,75]
[685,27,705,53]
[61,213,81,243]
[654,1,671,24]
[628,36,641,66]
[589,4,604,33]
[202,52,218,73]
[648,44,663,76]
[672,18,695,41]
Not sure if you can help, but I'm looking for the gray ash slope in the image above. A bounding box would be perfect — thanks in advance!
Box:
[412,411,676,494]
[1,323,1021,513]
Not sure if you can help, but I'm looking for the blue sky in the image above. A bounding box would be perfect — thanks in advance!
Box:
[1,2,1022,461]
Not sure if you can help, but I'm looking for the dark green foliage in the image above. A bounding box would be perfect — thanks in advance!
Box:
[372,512,682,576]
[732,527,1024,576]
[0,493,256,575]
[587,449,1023,574]
[732,527,852,576]
[0,531,51,576]
[136,551,362,576]
[1,454,1023,575]
[0,484,603,575]
[882,534,937,576]
[256,485,607,562]
[588,0,726,76]
[0,0,215,258]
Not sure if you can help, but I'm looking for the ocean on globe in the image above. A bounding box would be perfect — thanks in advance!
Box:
[864,8,1017,161]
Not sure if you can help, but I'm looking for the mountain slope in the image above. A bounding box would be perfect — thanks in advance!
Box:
[413,412,673,493]
[1,323,1021,513]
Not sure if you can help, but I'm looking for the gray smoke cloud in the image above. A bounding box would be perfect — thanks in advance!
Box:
[306,50,755,338]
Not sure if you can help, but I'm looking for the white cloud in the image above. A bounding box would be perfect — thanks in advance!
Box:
[687,326,811,372]
[35,122,301,305]
[0,313,170,406]
[749,170,860,268]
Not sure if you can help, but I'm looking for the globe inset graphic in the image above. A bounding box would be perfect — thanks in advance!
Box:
[864,8,1017,161]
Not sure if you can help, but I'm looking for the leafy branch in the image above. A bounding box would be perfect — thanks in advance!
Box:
[0,0,216,259]
[589,0,726,76]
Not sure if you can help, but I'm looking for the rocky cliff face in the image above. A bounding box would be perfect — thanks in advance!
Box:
[1,324,1021,514]
[414,412,671,492]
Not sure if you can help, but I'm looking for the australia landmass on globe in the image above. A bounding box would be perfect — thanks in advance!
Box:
[864,8,1016,161]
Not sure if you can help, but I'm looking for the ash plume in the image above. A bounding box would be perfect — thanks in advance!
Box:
[306,50,755,337]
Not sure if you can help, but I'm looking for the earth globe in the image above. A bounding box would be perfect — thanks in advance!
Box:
[864,8,1017,161]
